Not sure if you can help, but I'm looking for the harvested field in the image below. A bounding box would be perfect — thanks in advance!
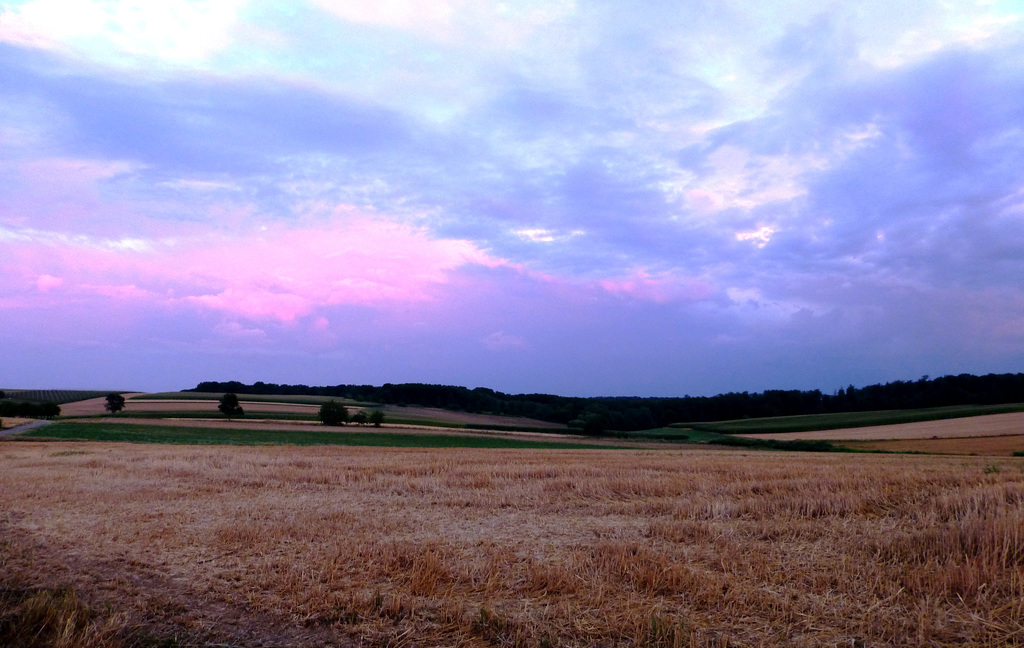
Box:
[59,393,146,417]
[846,434,1024,456]
[1,443,1023,647]
[740,410,1024,441]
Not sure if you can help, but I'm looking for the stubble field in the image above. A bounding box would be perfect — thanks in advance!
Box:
[1,442,1023,647]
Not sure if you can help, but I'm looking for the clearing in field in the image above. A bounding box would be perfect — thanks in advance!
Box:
[1,442,1022,647]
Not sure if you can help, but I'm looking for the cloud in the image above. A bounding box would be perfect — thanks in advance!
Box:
[481,331,529,351]
[3,1,1024,395]
[0,0,245,64]
[0,213,505,322]
[35,273,62,291]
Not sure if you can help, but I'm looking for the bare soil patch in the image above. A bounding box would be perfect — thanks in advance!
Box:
[740,410,1024,441]
[1,443,1022,647]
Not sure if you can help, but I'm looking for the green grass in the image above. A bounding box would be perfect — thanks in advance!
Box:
[73,410,565,433]
[617,427,849,452]
[74,410,319,421]
[671,403,1024,435]
[18,422,608,449]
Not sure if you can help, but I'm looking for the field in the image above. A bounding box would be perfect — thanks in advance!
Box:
[678,403,1024,435]
[845,434,1024,455]
[65,394,569,432]
[26,421,607,449]
[1,389,117,404]
[1,442,1023,647]
[735,412,1024,456]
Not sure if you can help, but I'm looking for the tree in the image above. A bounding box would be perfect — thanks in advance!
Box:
[350,410,368,426]
[218,392,244,418]
[318,400,349,426]
[368,409,385,428]
[105,392,126,414]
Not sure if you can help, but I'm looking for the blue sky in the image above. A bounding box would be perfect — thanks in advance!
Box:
[2,0,1024,396]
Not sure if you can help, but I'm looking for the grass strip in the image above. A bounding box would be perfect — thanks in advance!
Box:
[618,427,854,452]
[68,411,567,433]
[19,422,606,449]
[70,411,319,421]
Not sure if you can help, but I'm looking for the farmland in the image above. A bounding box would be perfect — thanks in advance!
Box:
[27,421,608,449]
[69,393,570,432]
[676,403,1024,435]
[1,442,1022,647]
[1,389,116,404]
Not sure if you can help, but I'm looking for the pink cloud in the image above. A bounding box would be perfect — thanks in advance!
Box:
[1,214,507,323]
[599,271,715,303]
[35,274,63,292]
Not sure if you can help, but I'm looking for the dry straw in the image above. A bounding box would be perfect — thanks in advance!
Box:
[1,442,1022,646]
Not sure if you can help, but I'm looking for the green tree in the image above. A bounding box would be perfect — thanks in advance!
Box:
[318,400,349,426]
[368,409,385,427]
[218,392,244,418]
[104,393,126,414]
[350,410,368,426]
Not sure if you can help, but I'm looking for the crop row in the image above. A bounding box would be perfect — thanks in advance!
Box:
[3,390,113,404]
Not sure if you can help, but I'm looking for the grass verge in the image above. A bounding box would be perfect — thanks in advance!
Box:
[18,422,607,449]
[619,427,852,452]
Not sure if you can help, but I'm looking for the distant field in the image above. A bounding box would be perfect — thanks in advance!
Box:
[738,411,1024,442]
[18,421,603,449]
[119,393,569,432]
[677,403,1024,435]
[132,391,374,406]
[2,389,116,404]
[844,434,1024,456]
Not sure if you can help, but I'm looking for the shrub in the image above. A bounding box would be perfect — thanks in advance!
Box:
[318,400,349,426]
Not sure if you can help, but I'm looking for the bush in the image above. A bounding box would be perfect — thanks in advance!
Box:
[318,400,349,426]
[0,400,60,418]
[218,393,244,418]
[104,393,125,414]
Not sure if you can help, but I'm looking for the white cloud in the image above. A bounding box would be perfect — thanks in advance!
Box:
[0,0,245,64]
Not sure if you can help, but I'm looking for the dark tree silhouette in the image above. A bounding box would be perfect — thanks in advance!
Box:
[369,410,385,428]
[105,393,126,414]
[218,392,244,418]
[318,400,348,426]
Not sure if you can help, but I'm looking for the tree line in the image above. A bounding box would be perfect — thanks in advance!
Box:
[0,399,61,418]
[187,373,1024,432]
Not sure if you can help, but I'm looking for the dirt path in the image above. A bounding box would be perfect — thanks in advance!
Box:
[0,420,51,437]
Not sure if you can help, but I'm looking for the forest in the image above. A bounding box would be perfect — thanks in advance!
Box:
[190,372,1024,432]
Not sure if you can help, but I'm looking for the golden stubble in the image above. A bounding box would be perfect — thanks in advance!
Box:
[1,442,1022,647]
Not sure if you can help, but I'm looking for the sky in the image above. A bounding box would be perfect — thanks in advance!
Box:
[2,0,1024,396]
